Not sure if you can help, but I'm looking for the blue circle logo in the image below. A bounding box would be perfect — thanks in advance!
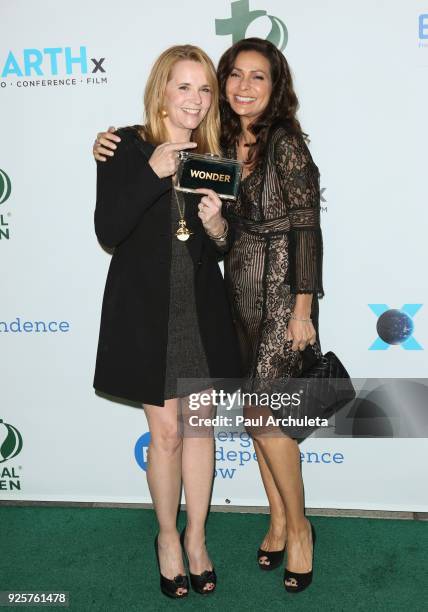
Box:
[376,309,414,345]
[134,431,151,471]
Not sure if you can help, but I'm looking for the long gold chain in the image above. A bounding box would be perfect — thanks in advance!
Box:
[173,188,193,242]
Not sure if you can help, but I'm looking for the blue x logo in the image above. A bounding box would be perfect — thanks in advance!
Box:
[368,304,423,350]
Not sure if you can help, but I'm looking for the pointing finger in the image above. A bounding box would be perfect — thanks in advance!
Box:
[169,142,198,151]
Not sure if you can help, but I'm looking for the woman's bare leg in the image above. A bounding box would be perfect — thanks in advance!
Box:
[254,435,313,579]
[253,438,287,567]
[144,399,187,596]
[181,392,216,591]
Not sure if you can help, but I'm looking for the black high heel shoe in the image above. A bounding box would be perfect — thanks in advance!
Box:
[257,545,286,571]
[283,522,316,593]
[154,535,189,599]
[180,528,217,595]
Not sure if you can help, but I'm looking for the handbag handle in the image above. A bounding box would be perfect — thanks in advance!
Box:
[306,342,327,364]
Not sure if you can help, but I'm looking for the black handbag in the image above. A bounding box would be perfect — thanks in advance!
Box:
[273,343,356,439]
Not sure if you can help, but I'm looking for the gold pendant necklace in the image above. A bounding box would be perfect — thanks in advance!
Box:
[173,188,193,242]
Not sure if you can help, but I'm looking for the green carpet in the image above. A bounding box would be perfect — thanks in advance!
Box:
[0,507,426,611]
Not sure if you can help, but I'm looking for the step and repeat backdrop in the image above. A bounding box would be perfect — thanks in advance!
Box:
[1,0,427,510]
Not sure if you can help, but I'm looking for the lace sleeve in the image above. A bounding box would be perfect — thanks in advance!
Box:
[275,131,324,298]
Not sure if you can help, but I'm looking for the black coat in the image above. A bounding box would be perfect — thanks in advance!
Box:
[93,127,242,405]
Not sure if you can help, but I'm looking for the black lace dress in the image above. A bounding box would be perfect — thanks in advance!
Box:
[223,126,324,393]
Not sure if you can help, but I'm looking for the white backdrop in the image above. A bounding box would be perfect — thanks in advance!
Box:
[1,0,427,510]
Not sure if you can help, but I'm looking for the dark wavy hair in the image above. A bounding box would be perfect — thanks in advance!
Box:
[217,38,304,168]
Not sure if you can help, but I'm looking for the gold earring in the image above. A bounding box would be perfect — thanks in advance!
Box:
[161,109,168,118]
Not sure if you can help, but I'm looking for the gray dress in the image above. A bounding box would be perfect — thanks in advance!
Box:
[164,191,211,399]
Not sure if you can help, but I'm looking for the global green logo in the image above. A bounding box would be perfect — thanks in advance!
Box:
[216,0,288,50]
[0,419,23,463]
[0,169,12,205]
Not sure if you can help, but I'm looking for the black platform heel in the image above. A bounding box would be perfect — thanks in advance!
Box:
[283,522,316,593]
[154,535,189,599]
[180,528,217,595]
[257,545,286,571]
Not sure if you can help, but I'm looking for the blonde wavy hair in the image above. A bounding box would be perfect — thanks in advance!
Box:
[142,45,220,154]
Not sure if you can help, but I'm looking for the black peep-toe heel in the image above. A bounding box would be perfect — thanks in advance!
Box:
[283,522,316,593]
[257,545,286,571]
[154,535,189,599]
[180,528,217,595]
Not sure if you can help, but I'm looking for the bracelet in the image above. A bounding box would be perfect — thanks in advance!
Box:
[290,313,311,322]
[206,219,229,242]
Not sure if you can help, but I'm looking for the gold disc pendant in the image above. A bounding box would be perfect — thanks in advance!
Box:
[175,219,193,242]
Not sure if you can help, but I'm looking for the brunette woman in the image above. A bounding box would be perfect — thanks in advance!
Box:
[217,38,323,594]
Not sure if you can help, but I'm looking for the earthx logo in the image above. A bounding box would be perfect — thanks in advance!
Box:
[216,0,288,50]
[0,46,108,89]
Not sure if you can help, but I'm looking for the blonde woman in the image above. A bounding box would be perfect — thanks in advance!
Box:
[94,45,242,598]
